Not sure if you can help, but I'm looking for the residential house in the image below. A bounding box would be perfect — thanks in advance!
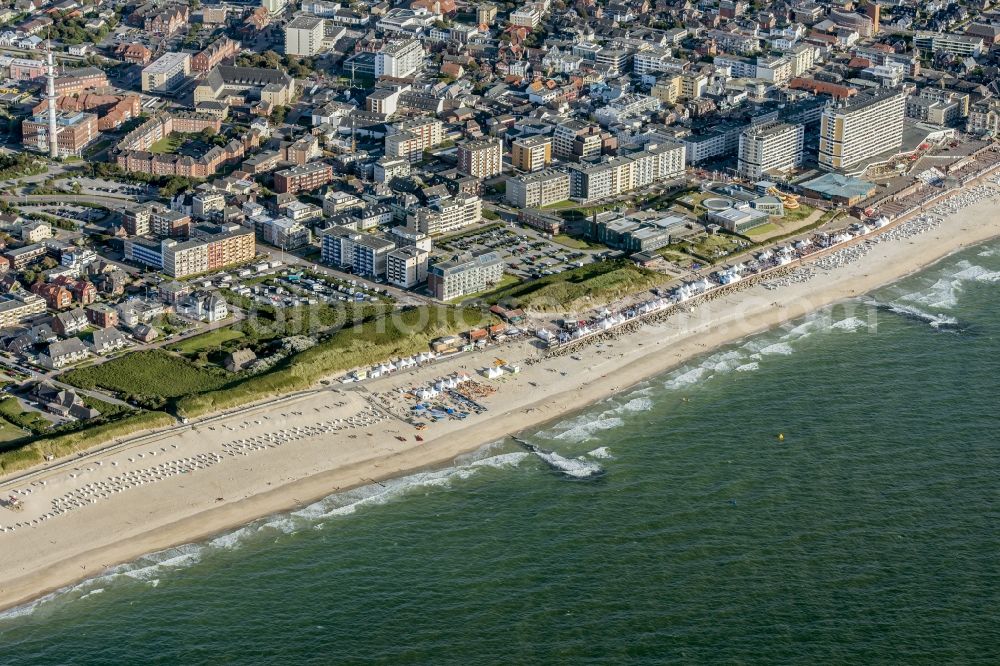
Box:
[40,337,90,369]
[89,328,130,355]
[51,307,89,336]
[85,303,119,328]
[32,283,72,310]
[32,383,100,419]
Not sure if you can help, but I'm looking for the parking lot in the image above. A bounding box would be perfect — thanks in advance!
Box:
[436,225,598,280]
[18,204,107,225]
[66,177,154,198]
[219,270,389,310]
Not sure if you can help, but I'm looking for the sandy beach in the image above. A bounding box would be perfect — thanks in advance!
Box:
[2,179,1000,614]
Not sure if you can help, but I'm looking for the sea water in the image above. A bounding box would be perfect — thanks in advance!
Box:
[2,242,1000,664]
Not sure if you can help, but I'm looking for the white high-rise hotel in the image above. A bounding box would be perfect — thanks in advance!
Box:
[819,90,906,171]
[738,122,805,180]
[375,39,424,79]
[285,15,325,57]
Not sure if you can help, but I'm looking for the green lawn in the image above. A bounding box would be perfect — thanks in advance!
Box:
[540,200,577,210]
[60,350,231,400]
[485,260,667,312]
[168,328,245,354]
[0,397,50,435]
[785,203,815,220]
[551,234,599,250]
[149,135,183,154]
[0,418,27,443]
[746,223,779,239]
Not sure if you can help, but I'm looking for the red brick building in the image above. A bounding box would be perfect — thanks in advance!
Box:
[32,283,72,310]
[192,37,241,72]
[54,276,97,305]
[273,163,334,194]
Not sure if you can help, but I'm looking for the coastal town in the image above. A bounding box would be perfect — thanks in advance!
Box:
[1,0,1000,612]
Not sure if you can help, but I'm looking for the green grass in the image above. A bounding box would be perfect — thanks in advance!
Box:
[551,234,599,250]
[777,202,816,223]
[0,411,174,475]
[60,350,230,401]
[539,200,576,210]
[168,328,245,354]
[149,135,183,154]
[176,306,487,418]
[0,396,50,435]
[484,260,668,312]
[746,223,779,238]
[0,418,27,443]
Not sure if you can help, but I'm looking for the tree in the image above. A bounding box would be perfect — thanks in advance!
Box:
[269,106,289,124]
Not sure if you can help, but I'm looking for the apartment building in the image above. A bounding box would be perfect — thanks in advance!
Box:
[256,216,311,249]
[375,39,424,78]
[967,99,1000,137]
[737,123,805,179]
[428,252,504,301]
[320,226,362,267]
[352,236,396,278]
[477,4,497,24]
[819,90,906,171]
[193,191,227,219]
[322,190,365,215]
[285,15,326,56]
[374,156,411,183]
[914,31,984,57]
[386,247,429,288]
[787,44,817,77]
[566,142,686,203]
[680,71,708,99]
[906,88,970,127]
[511,135,552,172]
[457,139,503,179]
[385,117,443,162]
[273,162,334,194]
[651,75,682,104]
[633,48,675,76]
[411,194,482,236]
[151,207,191,238]
[505,169,571,208]
[553,120,605,161]
[509,6,542,28]
[141,52,191,92]
[0,292,46,328]
[160,226,255,278]
[124,237,164,269]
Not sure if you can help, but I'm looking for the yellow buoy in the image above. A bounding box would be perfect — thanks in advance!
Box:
[777,433,785,441]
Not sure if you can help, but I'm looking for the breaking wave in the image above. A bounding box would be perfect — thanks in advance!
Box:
[548,416,625,442]
[530,449,604,479]
[899,260,993,309]
[870,300,961,330]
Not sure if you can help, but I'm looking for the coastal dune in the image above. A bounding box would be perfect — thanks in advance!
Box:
[2,182,1000,614]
